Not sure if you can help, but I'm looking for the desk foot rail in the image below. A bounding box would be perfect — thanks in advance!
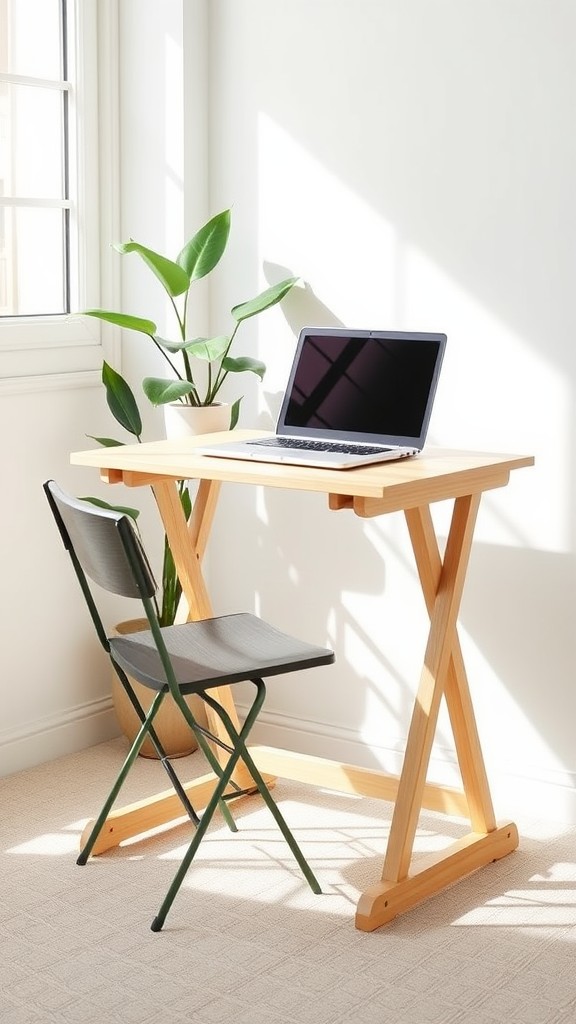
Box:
[80,765,275,856]
[253,745,470,818]
[355,820,519,932]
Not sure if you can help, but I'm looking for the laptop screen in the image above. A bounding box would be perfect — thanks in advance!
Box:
[277,329,446,447]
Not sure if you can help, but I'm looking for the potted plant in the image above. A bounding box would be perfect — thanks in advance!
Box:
[85,207,300,625]
[83,209,299,755]
[84,207,298,432]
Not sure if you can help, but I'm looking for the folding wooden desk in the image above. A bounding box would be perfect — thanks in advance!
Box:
[71,432,533,931]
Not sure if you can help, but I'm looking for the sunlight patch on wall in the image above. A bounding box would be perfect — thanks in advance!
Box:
[164,30,184,251]
[256,113,400,381]
[457,628,573,779]
[405,242,567,551]
[255,115,564,550]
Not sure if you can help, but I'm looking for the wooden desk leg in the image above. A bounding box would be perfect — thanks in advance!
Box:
[405,505,496,833]
[151,479,256,788]
[356,494,518,931]
[188,478,221,564]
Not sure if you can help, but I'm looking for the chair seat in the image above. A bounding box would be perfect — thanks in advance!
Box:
[109,612,334,694]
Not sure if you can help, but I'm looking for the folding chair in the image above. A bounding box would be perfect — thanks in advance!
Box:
[44,480,335,931]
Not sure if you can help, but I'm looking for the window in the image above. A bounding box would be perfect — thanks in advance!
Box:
[0,0,116,386]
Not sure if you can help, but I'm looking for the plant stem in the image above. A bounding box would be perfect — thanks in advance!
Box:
[150,334,184,381]
[178,290,202,405]
[208,321,240,403]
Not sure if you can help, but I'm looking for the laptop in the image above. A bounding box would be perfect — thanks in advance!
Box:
[198,327,447,470]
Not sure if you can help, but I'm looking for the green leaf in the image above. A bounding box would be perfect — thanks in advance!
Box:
[153,334,192,354]
[180,485,192,520]
[229,397,241,429]
[84,309,157,335]
[142,377,195,405]
[222,355,266,381]
[79,496,141,520]
[160,482,191,625]
[184,335,229,362]
[177,210,231,282]
[102,362,143,437]
[114,241,190,297]
[231,277,299,323]
[86,435,126,448]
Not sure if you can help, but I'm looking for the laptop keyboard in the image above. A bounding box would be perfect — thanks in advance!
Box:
[249,437,394,456]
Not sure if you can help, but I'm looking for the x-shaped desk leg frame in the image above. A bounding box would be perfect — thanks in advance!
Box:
[355,492,518,930]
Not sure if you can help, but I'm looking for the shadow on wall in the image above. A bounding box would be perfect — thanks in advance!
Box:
[212,463,574,786]
[252,488,576,776]
[264,262,344,331]
[252,273,345,427]
[461,543,576,772]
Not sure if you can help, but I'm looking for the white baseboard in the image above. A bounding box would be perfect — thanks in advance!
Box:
[242,705,576,827]
[4,698,576,829]
[0,697,121,779]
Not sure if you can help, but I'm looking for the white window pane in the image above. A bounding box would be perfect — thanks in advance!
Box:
[1,206,65,315]
[0,0,106,382]
[0,82,64,198]
[0,0,63,80]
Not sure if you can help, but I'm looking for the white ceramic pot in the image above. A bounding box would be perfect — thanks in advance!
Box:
[163,402,231,439]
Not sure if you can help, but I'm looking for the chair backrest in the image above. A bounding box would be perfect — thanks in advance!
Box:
[44,479,157,600]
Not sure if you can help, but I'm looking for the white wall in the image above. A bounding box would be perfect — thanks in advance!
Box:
[3,1,576,827]
[0,379,123,776]
[202,0,576,822]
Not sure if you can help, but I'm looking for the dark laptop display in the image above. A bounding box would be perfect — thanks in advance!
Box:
[199,327,447,469]
[281,332,442,442]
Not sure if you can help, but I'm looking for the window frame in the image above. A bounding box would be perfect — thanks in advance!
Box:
[0,0,119,392]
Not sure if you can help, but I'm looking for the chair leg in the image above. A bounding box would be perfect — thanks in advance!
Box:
[78,689,168,865]
[115,664,237,834]
[151,735,245,931]
[204,686,322,898]
[170,691,243,835]
[150,680,321,932]
[114,666,201,826]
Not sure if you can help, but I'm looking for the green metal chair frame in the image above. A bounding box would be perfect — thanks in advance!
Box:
[44,480,335,930]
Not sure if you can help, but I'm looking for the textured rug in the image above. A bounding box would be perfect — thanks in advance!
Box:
[2,738,576,1024]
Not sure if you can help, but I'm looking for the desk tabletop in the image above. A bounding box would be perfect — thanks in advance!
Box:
[71,431,534,515]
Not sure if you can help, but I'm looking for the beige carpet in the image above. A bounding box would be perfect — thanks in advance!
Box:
[2,738,576,1024]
